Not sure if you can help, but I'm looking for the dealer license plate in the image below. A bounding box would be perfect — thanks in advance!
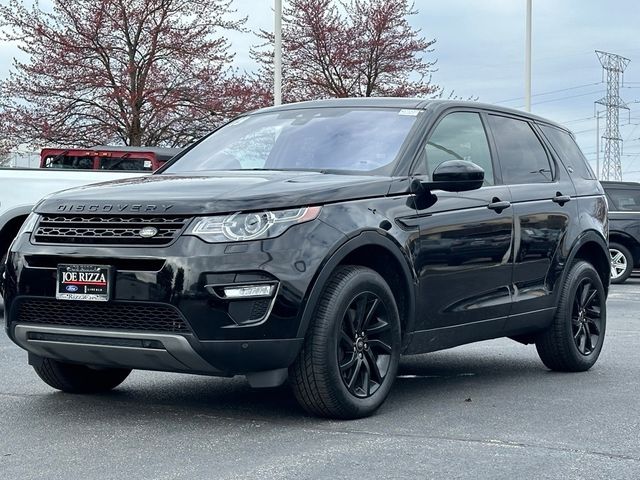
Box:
[56,264,112,301]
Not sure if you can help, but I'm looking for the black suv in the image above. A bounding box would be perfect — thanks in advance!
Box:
[601,181,640,284]
[1,99,610,419]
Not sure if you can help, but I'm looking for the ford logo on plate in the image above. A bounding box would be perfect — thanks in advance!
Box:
[139,226,159,238]
[65,285,79,292]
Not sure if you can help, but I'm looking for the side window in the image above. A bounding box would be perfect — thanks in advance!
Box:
[423,112,494,185]
[606,188,640,211]
[489,115,553,184]
[539,124,596,180]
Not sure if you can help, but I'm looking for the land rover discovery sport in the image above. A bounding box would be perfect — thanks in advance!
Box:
[1,99,610,419]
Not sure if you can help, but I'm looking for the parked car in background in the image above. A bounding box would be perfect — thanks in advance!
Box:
[602,181,640,284]
[0,168,150,277]
[1,146,182,276]
[2,99,610,419]
[40,146,181,171]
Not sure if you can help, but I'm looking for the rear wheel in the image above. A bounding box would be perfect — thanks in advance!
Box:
[536,261,606,372]
[32,357,131,393]
[609,242,633,284]
[290,266,401,419]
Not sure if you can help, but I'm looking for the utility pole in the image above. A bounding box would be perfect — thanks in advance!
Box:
[524,0,532,112]
[274,0,283,106]
[595,50,630,181]
[596,112,600,179]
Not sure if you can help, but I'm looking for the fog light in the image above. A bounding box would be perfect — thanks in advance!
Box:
[222,284,276,299]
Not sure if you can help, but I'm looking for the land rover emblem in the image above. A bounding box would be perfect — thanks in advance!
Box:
[139,226,159,238]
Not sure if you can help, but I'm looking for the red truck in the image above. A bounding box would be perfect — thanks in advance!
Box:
[40,146,181,171]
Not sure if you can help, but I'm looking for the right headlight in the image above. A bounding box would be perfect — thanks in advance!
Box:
[186,206,322,243]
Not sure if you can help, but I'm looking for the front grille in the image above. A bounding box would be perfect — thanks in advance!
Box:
[33,215,190,246]
[16,299,190,333]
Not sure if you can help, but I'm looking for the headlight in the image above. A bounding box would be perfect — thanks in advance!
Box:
[187,206,322,243]
[16,212,40,237]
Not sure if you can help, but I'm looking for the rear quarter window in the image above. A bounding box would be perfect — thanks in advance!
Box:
[540,124,596,180]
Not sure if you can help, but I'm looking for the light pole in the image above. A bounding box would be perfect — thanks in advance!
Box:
[525,0,532,112]
[274,0,283,106]
[596,112,600,179]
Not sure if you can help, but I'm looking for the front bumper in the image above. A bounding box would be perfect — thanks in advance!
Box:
[4,219,344,376]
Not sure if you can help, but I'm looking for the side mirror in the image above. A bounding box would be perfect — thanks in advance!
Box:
[427,160,484,192]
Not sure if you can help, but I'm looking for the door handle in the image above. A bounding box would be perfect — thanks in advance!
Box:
[552,193,571,205]
[487,199,511,213]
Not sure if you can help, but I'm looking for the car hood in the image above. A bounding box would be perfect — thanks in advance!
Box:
[35,171,397,215]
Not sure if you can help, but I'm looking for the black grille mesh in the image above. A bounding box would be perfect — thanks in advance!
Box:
[17,299,190,333]
[33,215,189,246]
[249,299,270,321]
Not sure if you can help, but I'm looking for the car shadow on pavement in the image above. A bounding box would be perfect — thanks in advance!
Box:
[20,345,559,425]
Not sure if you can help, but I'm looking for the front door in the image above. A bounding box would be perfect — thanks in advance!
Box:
[409,111,514,335]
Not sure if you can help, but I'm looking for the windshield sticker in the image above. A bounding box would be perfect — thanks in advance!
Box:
[398,109,421,116]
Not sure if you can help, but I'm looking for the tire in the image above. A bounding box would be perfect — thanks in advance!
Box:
[290,265,401,419]
[609,242,633,284]
[32,357,131,393]
[536,260,606,372]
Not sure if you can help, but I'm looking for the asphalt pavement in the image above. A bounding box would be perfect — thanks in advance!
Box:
[1,277,639,480]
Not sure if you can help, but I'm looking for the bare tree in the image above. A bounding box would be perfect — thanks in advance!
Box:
[252,0,441,102]
[0,0,270,150]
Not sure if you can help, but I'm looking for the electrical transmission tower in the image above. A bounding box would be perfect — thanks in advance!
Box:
[595,50,630,181]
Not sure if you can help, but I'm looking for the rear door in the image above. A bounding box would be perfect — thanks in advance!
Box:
[487,114,578,330]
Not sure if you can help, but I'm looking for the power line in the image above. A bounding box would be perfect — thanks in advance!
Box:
[494,82,601,104]
[513,89,604,109]
[573,127,597,134]
[560,116,595,125]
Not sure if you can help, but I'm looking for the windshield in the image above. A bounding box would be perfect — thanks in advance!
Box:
[163,107,420,174]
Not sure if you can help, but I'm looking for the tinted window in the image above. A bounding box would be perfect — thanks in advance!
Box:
[489,115,553,184]
[423,112,494,185]
[164,108,419,174]
[540,124,595,179]
[44,155,94,169]
[100,158,151,171]
[606,188,640,211]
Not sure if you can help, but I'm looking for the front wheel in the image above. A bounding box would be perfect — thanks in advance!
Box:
[609,242,633,284]
[536,260,606,372]
[32,356,131,393]
[290,266,401,419]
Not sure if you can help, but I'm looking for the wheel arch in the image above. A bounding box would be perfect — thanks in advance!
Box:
[296,230,417,348]
[564,230,611,296]
[0,209,31,260]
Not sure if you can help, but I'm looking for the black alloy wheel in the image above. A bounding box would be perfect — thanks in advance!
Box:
[536,260,606,372]
[290,265,401,419]
[338,291,393,399]
[571,277,603,356]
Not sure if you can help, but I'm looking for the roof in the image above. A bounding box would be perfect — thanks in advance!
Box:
[247,98,567,132]
[90,145,182,155]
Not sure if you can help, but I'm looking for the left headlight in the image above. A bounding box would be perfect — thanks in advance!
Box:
[186,206,322,243]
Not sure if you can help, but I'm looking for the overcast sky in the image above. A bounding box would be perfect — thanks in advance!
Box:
[2,0,640,180]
